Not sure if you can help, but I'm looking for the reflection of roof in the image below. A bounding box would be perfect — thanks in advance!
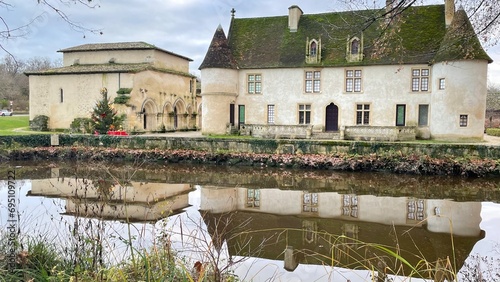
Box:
[58,41,193,61]
[62,206,190,223]
[61,189,193,223]
[25,63,195,78]
[201,211,483,274]
[201,4,491,70]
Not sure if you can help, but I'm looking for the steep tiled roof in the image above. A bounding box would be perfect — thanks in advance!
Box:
[24,63,195,77]
[213,4,489,69]
[58,41,193,61]
[434,9,492,63]
[199,25,238,70]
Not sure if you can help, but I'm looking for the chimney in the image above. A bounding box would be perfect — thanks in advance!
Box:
[445,0,455,26]
[386,0,393,14]
[288,5,303,32]
[385,0,394,23]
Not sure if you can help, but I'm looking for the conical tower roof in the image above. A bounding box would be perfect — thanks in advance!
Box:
[199,25,238,70]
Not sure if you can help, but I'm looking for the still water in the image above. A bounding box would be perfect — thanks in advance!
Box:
[1,161,499,281]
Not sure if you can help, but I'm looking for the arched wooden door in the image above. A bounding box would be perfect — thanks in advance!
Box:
[325,103,339,131]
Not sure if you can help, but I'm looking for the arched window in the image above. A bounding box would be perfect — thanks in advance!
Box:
[310,41,317,56]
[60,89,64,103]
[351,39,359,54]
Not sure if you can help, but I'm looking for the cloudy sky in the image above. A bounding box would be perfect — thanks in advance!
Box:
[2,0,499,85]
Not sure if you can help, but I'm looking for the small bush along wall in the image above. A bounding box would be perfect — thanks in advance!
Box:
[30,115,49,131]
[486,128,500,137]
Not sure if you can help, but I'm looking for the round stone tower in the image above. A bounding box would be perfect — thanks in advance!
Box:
[199,25,239,135]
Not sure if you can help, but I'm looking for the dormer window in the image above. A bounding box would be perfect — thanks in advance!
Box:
[346,35,364,62]
[351,39,359,54]
[306,38,321,64]
[310,41,317,56]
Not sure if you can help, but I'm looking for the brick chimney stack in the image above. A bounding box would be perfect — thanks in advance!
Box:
[445,0,455,26]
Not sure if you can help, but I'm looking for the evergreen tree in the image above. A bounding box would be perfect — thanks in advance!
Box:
[91,88,123,134]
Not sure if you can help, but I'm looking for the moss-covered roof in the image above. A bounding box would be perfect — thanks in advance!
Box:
[206,4,490,69]
[24,63,195,78]
[433,9,492,63]
[58,41,192,61]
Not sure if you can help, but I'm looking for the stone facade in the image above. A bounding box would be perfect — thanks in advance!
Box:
[26,42,200,132]
[199,2,491,141]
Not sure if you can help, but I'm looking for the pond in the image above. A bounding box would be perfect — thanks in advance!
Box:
[1,161,499,281]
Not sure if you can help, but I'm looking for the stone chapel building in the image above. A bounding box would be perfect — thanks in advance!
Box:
[26,42,199,132]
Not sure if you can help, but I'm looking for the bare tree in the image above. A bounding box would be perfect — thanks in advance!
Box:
[0,56,59,110]
[340,0,500,48]
[0,0,102,61]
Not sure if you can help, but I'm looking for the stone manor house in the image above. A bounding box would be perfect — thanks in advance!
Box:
[199,0,491,141]
[26,0,491,141]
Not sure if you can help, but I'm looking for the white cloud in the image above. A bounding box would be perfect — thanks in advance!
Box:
[2,0,499,78]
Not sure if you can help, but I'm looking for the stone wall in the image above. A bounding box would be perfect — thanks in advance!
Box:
[52,135,500,159]
[1,134,498,159]
[344,126,416,141]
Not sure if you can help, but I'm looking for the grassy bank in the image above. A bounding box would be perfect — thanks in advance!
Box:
[0,115,30,136]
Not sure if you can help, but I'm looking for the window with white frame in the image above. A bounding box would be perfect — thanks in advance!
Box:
[305,71,321,93]
[342,194,358,218]
[247,74,262,94]
[460,115,468,127]
[246,189,260,208]
[356,104,370,125]
[303,192,318,212]
[346,69,362,92]
[298,104,311,124]
[267,105,275,124]
[439,78,445,90]
[412,68,429,92]
[407,198,425,221]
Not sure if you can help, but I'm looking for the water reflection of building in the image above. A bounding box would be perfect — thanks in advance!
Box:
[28,176,193,223]
[201,187,482,236]
[200,186,484,274]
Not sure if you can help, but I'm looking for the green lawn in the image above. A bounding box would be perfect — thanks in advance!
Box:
[0,115,31,135]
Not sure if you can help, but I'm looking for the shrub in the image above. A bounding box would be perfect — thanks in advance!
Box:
[113,95,131,105]
[30,115,49,131]
[116,88,132,94]
[486,128,500,137]
[70,117,93,133]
